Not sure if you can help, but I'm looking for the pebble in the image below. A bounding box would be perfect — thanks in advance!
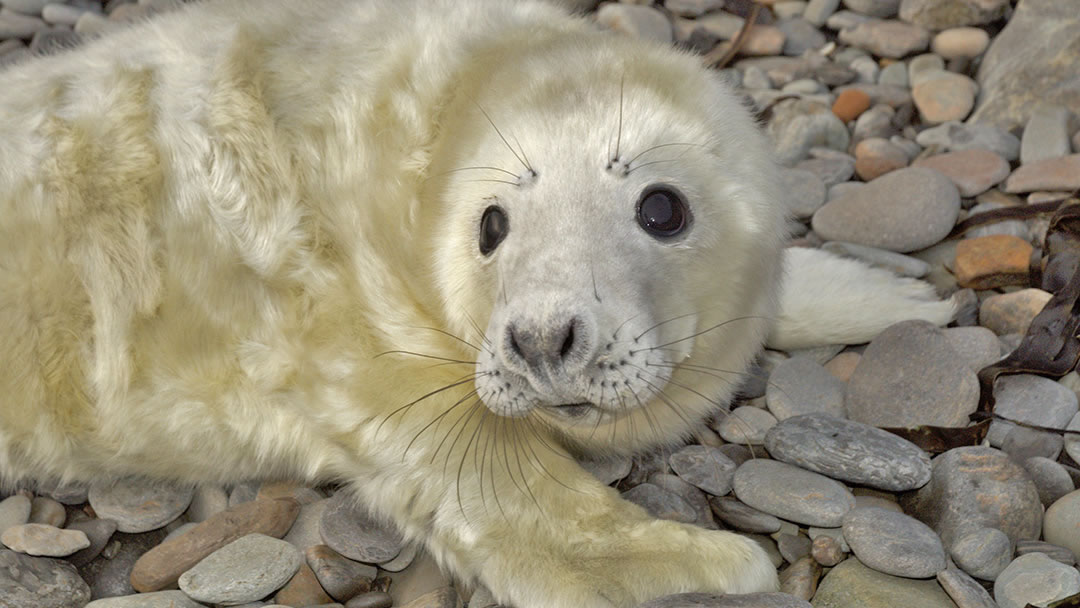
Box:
[994,553,1080,608]
[821,242,928,279]
[733,459,855,527]
[665,0,725,18]
[822,351,861,382]
[26,497,64,527]
[803,0,840,26]
[913,148,1010,197]
[826,9,871,30]
[987,374,1079,446]
[777,532,813,564]
[845,320,978,427]
[949,527,1013,580]
[842,0,899,18]
[899,0,1008,29]
[1016,540,1076,566]
[622,483,697,524]
[131,496,300,592]
[595,3,672,43]
[841,507,945,578]
[777,18,826,56]
[912,70,977,123]
[848,55,879,84]
[1044,490,1080,564]
[320,491,405,564]
[1024,457,1076,508]
[37,480,88,505]
[795,155,855,186]
[931,27,990,60]
[1067,413,1080,465]
[853,137,908,180]
[901,446,1042,548]
[1000,425,1063,463]
[348,591,394,608]
[878,62,908,88]
[767,99,851,165]
[0,11,47,38]
[41,3,91,26]
[88,479,193,533]
[937,567,998,608]
[638,592,813,607]
[713,405,777,445]
[952,235,1032,290]
[978,288,1052,335]
[812,167,960,253]
[3,0,50,15]
[275,563,333,606]
[837,19,928,58]
[812,556,958,607]
[668,445,737,496]
[179,533,303,605]
[780,168,828,219]
[283,496,330,551]
[0,549,91,608]
[942,326,1003,372]
[1003,154,1080,193]
[709,497,783,533]
[915,121,1020,161]
[84,591,205,608]
[186,485,229,522]
[0,495,31,535]
[0,523,89,557]
[764,357,845,421]
[66,517,118,567]
[579,456,632,485]
[765,414,931,491]
[306,544,378,602]
[908,53,944,87]
[780,556,821,600]
[81,529,168,599]
[810,534,845,566]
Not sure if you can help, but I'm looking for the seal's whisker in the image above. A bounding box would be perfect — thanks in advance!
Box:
[438,165,520,178]
[374,350,472,364]
[407,326,482,352]
[521,417,583,493]
[463,178,521,186]
[402,388,479,457]
[378,373,483,435]
[650,315,769,350]
[590,265,602,303]
[454,404,488,522]
[638,377,696,430]
[634,363,730,414]
[438,399,484,469]
[614,75,625,162]
[473,101,533,173]
[510,133,535,176]
[508,418,545,518]
[624,142,708,167]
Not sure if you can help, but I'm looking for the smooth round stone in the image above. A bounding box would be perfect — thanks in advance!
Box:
[0,549,91,608]
[595,3,672,43]
[1020,104,1073,165]
[1044,490,1080,562]
[1001,425,1064,462]
[795,155,856,186]
[937,567,998,608]
[637,592,812,607]
[320,491,404,564]
[306,544,377,602]
[832,88,873,123]
[66,517,118,567]
[812,556,957,607]
[26,497,63,528]
[1004,154,1080,193]
[1025,457,1076,507]
[780,169,827,219]
[879,62,908,88]
[669,445,737,496]
[777,532,813,564]
[812,167,960,253]
[88,479,193,533]
[913,149,1009,197]
[0,495,31,535]
[931,27,990,59]
[781,556,821,601]
[765,357,845,421]
[804,0,840,25]
[908,53,945,87]
[913,70,977,124]
[767,98,851,165]
[733,459,855,527]
[845,321,978,428]
[709,497,783,533]
[1016,540,1077,566]
[179,533,302,605]
[837,19,929,59]
[713,405,777,445]
[811,534,846,566]
[849,55,880,84]
[901,447,1042,548]
[84,590,205,608]
[187,485,229,522]
[579,456,632,485]
[979,289,1053,336]
[0,524,89,557]
[994,553,1080,608]
[283,497,330,551]
[821,241,929,278]
[986,374,1079,446]
[1065,412,1080,465]
[842,507,945,578]
[377,539,417,571]
[777,18,827,56]
[765,414,931,491]
[823,351,861,382]
[949,527,1013,581]
[622,483,697,524]
[851,104,894,143]
[853,137,908,181]
[942,326,1002,372]
[915,121,1020,161]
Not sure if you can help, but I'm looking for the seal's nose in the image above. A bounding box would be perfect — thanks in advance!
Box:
[504,315,586,379]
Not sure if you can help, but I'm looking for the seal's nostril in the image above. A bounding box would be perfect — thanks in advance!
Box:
[559,322,575,359]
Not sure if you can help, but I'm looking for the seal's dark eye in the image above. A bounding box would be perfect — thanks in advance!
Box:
[479,205,509,255]
[637,185,689,238]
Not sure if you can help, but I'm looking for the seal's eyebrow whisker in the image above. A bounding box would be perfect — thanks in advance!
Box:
[437,166,520,178]
[472,100,533,174]
[406,325,482,351]
[462,178,521,187]
[624,142,709,167]
[651,315,771,350]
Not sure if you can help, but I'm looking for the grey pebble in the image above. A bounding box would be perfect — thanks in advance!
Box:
[776,532,812,563]
[36,480,88,506]
[777,17,826,56]
[994,553,1080,608]
[346,591,394,608]
[937,567,999,608]
[713,405,777,445]
[66,517,118,567]
[826,10,871,30]
[1020,104,1074,165]
[3,0,50,14]
[916,121,1021,161]
[668,445,737,497]
[0,523,89,557]
[908,53,945,87]
[320,491,404,564]
[827,181,865,201]
[579,456,632,485]
[842,507,946,578]
[179,533,302,605]
[733,459,855,527]
[742,65,773,90]
[949,527,1013,581]
[649,473,716,528]
[765,357,845,421]
[595,3,672,43]
[845,320,978,427]
[767,99,850,165]
[803,0,840,26]
[377,539,417,572]
[283,497,329,552]
[88,479,193,533]
[821,241,930,278]
[84,590,205,608]
[852,104,896,142]
[986,374,1079,446]
[837,18,929,59]
[636,592,812,607]
[41,3,92,26]
[186,485,229,523]
[765,414,931,491]
[1015,540,1076,566]
[812,556,958,606]
[0,11,47,38]
[879,61,908,87]
[1066,412,1080,465]
[27,496,64,527]
[0,549,91,608]
[78,529,168,599]
[943,326,1003,372]
[621,483,697,524]
[1001,425,1063,462]
[780,168,827,219]
[709,497,783,533]
[0,495,31,536]
[850,55,879,84]
[843,0,899,18]
[306,544,377,602]
[795,155,856,186]
[29,29,81,55]
[785,343,844,366]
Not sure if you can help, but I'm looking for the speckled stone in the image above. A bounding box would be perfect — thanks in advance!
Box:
[668,445,737,497]
[949,527,1013,581]
[937,567,998,608]
[913,149,1010,197]
[765,357,846,421]
[841,507,946,578]
[979,289,1052,335]
[733,459,855,527]
[622,483,697,524]
[765,414,931,491]
[709,497,783,534]
[320,491,404,564]
[986,374,1079,446]
[811,557,957,607]
[0,550,91,608]
[179,533,303,606]
[88,479,193,533]
[994,553,1080,608]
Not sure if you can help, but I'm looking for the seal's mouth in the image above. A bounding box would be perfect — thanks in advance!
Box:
[547,402,593,418]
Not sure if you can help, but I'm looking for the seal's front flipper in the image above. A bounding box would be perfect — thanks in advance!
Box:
[767,246,957,351]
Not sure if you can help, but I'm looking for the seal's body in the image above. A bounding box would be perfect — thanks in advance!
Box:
[0,1,953,605]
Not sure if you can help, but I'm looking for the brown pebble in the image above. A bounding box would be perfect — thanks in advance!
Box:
[953,235,1033,289]
[913,148,1010,197]
[130,496,300,592]
[346,591,394,608]
[306,544,378,602]
[28,496,66,528]
[979,288,1053,335]
[275,563,334,607]
[811,534,846,566]
[832,89,871,122]
[854,137,909,181]
[824,352,861,382]
[780,555,822,601]
[1003,154,1080,193]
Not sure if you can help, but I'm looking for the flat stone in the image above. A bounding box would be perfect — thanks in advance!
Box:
[595,3,673,43]
[768,99,851,165]
[811,556,957,607]
[953,235,1033,289]
[186,485,229,522]
[84,591,205,608]
[1024,457,1076,507]
[88,479,193,533]
[66,517,117,567]
[1044,490,1080,565]
[0,524,89,557]
[942,326,1002,372]
[622,483,697,524]
[812,167,960,253]
[845,320,979,427]
[79,529,168,599]
[821,242,929,278]
[0,496,31,536]
[986,374,1078,445]
[913,149,1009,197]
[912,70,978,124]
[1066,412,1080,465]
[843,0,900,17]
[648,473,715,528]
[765,357,846,421]
[837,18,929,59]
[931,27,990,59]
[842,507,946,578]
[898,0,1007,28]
[1004,154,1080,193]
[1020,104,1074,165]
[853,137,909,181]
[179,533,302,605]
[283,497,330,551]
[579,456,633,485]
[0,550,91,608]
[709,497,783,533]
[915,121,1020,161]
[320,491,404,564]
[638,592,812,607]
[979,289,1052,335]
[36,480,88,506]
[780,169,828,219]
[879,62,908,88]
[1016,540,1077,566]
[306,544,378,602]
[669,445,737,497]
[275,563,333,607]
[900,446,1042,548]
[777,532,813,564]
[937,567,999,608]
[131,497,300,592]
[348,591,395,608]
[0,12,48,38]
[1000,425,1063,463]
[949,527,1013,580]
[713,405,777,445]
[795,155,856,186]
[994,553,1080,608]
[24,498,63,529]
[765,414,931,491]
[733,459,855,527]
[665,0,725,17]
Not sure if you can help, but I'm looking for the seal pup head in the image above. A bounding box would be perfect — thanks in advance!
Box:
[424,32,786,456]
